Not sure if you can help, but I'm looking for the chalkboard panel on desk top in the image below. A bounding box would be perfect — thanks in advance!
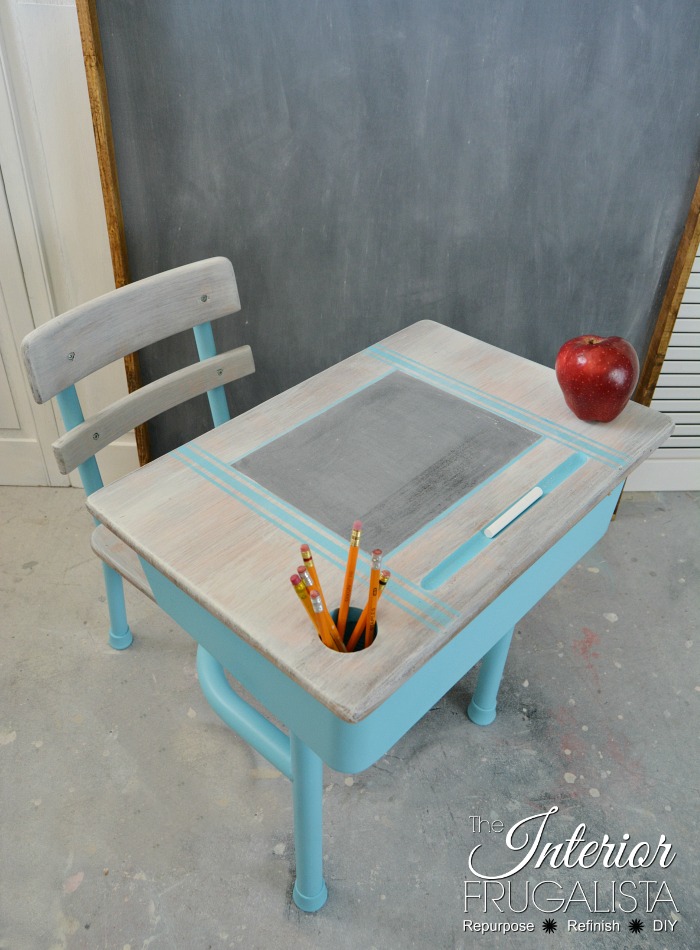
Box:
[94,0,700,458]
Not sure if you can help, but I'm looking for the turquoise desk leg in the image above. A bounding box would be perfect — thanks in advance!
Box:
[290,734,328,912]
[467,627,514,726]
[102,562,133,650]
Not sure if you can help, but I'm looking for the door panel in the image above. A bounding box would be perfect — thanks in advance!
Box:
[0,173,66,485]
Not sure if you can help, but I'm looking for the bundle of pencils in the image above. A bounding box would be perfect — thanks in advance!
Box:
[289,521,390,652]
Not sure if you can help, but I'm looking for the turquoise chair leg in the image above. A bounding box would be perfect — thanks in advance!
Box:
[467,627,514,725]
[102,562,133,650]
[290,734,328,912]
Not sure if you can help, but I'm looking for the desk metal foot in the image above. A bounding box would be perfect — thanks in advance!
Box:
[467,627,514,725]
[290,734,328,911]
[103,563,133,650]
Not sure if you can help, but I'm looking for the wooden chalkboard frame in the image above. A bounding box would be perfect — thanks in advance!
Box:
[635,171,700,406]
[76,0,149,465]
[76,0,700,466]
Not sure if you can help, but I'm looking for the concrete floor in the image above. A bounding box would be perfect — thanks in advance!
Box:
[0,486,698,950]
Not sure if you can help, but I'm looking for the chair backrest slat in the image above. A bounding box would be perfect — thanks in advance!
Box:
[53,346,254,474]
[22,257,240,404]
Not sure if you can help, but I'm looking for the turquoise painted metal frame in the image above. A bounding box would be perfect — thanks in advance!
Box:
[138,482,622,910]
[142,485,621,772]
[54,321,230,652]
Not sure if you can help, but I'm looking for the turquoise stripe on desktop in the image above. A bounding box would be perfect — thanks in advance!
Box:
[368,344,629,468]
[173,445,457,630]
[421,452,588,591]
[386,437,546,560]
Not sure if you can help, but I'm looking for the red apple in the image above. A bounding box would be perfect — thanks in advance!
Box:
[555,335,639,422]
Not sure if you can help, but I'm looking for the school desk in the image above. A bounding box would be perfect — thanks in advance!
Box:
[86,321,672,911]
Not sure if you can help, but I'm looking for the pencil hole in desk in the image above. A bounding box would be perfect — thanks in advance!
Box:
[330,606,378,653]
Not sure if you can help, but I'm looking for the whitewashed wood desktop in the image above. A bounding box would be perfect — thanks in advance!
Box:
[86,321,672,725]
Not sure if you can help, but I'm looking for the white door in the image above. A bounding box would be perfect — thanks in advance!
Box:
[0,171,66,486]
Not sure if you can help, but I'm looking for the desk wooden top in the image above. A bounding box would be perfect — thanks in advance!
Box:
[86,322,672,722]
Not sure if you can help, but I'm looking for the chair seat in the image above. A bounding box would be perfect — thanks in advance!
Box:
[91,524,155,602]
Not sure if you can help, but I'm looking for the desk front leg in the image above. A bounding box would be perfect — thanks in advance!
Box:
[290,734,328,912]
[467,627,514,726]
[196,648,327,911]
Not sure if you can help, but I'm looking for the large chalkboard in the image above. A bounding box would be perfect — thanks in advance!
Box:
[94,0,700,458]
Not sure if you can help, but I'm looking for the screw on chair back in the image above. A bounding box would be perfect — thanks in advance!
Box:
[20,256,254,647]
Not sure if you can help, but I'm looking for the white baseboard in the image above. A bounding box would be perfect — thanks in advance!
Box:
[624,456,700,492]
[0,437,68,486]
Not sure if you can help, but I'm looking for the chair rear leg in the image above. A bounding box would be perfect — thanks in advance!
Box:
[101,562,133,650]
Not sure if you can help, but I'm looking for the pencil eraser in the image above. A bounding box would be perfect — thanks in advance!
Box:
[290,574,301,585]
[353,520,363,530]
[372,548,382,556]
[300,543,310,552]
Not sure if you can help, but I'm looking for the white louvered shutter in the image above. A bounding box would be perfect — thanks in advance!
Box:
[626,249,700,490]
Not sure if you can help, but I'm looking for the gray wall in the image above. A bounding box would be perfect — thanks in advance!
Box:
[96,0,700,457]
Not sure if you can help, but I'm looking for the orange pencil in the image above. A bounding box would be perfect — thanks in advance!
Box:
[297,565,314,590]
[346,564,390,652]
[300,545,327,608]
[290,573,315,623]
[308,588,338,650]
[337,520,362,639]
[301,544,347,652]
[364,549,382,647]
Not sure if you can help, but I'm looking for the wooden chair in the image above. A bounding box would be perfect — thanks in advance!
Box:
[21,257,254,649]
